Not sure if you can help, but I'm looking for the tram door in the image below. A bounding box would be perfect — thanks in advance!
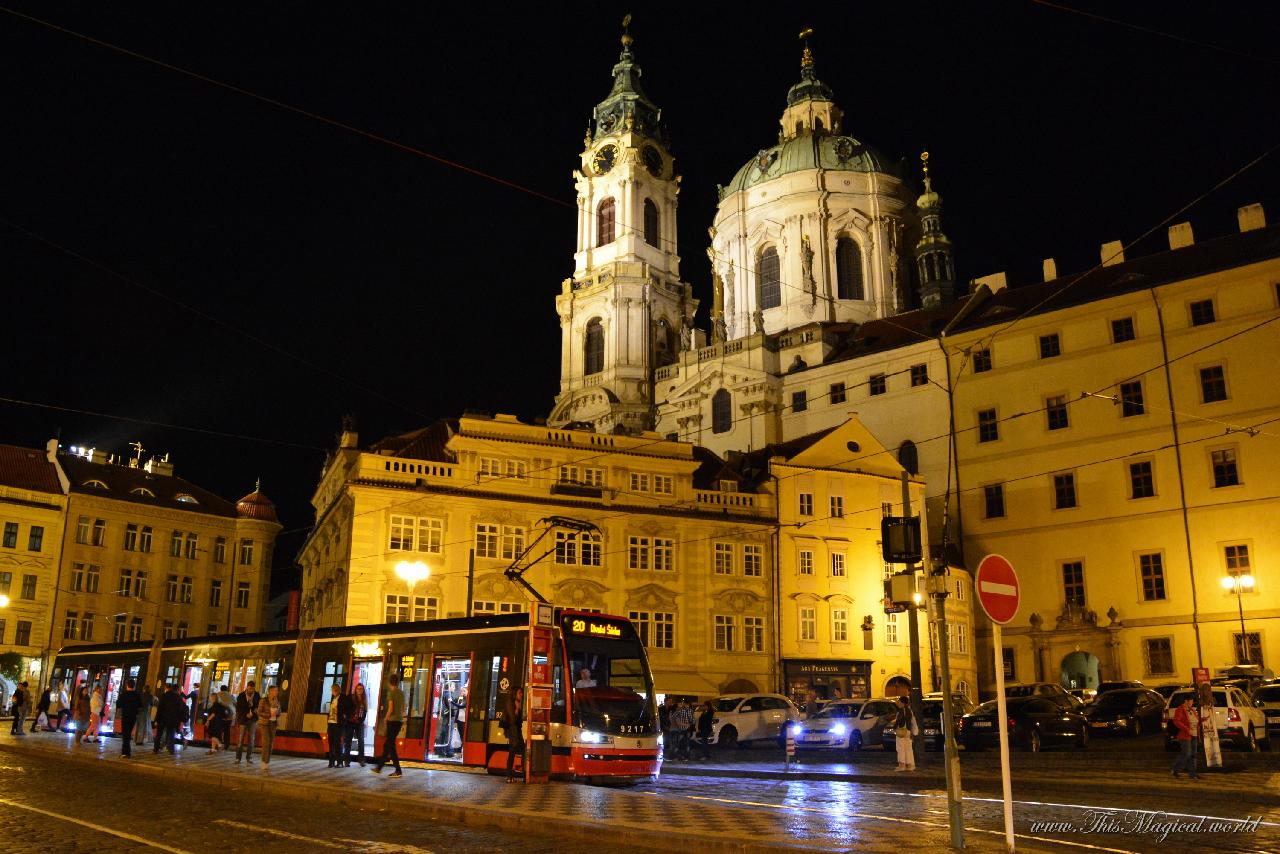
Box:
[105,668,123,731]
[426,656,471,762]
[351,660,382,752]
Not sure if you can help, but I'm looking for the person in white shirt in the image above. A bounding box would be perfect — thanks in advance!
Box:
[575,669,597,689]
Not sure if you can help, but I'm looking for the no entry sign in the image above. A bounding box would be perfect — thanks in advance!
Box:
[976,554,1020,625]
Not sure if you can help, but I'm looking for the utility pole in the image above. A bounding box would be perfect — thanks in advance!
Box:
[931,554,965,849]
[900,474,924,771]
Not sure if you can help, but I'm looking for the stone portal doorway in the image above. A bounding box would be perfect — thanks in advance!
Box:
[1060,651,1100,691]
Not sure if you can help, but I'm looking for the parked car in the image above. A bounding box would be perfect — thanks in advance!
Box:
[959,696,1089,752]
[1152,684,1184,701]
[1068,688,1097,704]
[1084,688,1166,737]
[791,698,899,751]
[1095,680,1145,696]
[1006,681,1079,712]
[1162,686,1269,752]
[710,693,801,748]
[882,694,977,752]
[1249,683,1280,743]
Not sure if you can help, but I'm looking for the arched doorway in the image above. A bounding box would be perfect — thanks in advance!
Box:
[884,675,911,698]
[1060,651,1100,691]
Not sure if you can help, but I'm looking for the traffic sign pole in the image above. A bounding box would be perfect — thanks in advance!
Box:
[992,622,1015,852]
[976,554,1021,854]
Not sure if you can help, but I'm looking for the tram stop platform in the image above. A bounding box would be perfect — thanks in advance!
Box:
[0,730,1060,853]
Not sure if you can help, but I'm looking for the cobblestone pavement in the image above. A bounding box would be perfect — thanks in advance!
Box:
[4,730,1277,853]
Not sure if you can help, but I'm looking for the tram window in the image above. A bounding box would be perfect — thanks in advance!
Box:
[317,660,345,713]
[486,656,502,722]
[551,642,566,723]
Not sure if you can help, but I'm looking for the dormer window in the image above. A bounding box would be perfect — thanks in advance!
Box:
[719,480,738,493]
[174,494,198,504]
[83,479,108,490]
[130,487,155,497]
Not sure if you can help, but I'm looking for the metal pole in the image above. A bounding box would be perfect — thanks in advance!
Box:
[1236,585,1248,664]
[901,473,923,769]
[933,563,965,849]
[466,549,475,618]
[993,622,1015,852]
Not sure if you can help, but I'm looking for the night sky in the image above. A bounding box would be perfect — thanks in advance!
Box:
[3,3,1277,592]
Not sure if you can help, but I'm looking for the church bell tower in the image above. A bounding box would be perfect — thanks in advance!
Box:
[549,19,697,433]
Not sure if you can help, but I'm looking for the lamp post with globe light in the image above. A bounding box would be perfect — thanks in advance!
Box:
[1221,573,1255,664]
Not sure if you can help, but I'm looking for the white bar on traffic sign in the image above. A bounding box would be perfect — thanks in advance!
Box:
[980,581,1017,597]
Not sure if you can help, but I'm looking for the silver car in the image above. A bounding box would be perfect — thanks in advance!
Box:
[710,693,801,748]
[791,698,899,751]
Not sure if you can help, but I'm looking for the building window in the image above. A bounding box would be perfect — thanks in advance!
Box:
[981,484,1005,519]
[18,574,35,600]
[22,525,42,552]
[972,348,992,373]
[210,579,223,607]
[758,246,781,310]
[213,536,226,564]
[1039,333,1061,358]
[596,197,615,246]
[0,522,16,549]
[909,364,929,387]
[139,526,152,553]
[977,409,999,443]
[162,620,174,640]
[1224,543,1251,579]
[1119,380,1145,416]
[239,539,255,566]
[869,373,886,395]
[744,616,765,652]
[64,611,78,640]
[584,318,604,376]
[885,612,899,645]
[791,390,807,413]
[170,531,183,557]
[1143,638,1174,676]
[711,388,732,434]
[1045,395,1069,430]
[112,615,127,643]
[952,623,970,654]
[629,472,650,493]
[504,459,527,479]
[389,516,443,554]
[181,576,193,604]
[385,594,410,623]
[835,236,864,300]
[477,457,501,479]
[15,620,31,646]
[176,622,188,639]
[743,544,762,577]
[798,493,814,516]
[1129,460,1155,499]
[127,618,142,642]
[1199,365,1228,403]
[580,532,602,567]
[829,496,844,518]
[1233,633,1263,667]
[71,563,85,592]
[1111,317,1136,343]
[830,382,847,404]
[643,198,659,247]
[91,519,105,547]
[653,475,673,495]
[1062,561,1085,607]
[207,624,218,636]
[1139,552,1166,601]
[0,572,10,596]
[166,574,179,603]
[184,533,198,560]
[653,538,673,571]
[75,516,90,545]
[1189,298,1216,326]
[1053,473,1078,509]
[798,550,813,576]
[714,543,734,575]
[500,526,526,560]
[830,553,846,578]
[235,580,250,609]
[118,569,132,597]
[1211,447,1240,487]
[630,611,675,649]
[473,601,526,615]
[799,607,816,642]
[627,537,675,571]
[123,523,138,552]
[134,570,147,599]
[714,615,736,651]
[831,610,849,643]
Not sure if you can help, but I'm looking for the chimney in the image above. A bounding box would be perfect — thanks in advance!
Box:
[339,429,359,449]
[972,272,1008,294]
[1167,222,1195,250]
[45,438,58,462]
[1237,203,1266,232]
[1042,259,1058,281]
[144,456,175,477]
[1101,240,1125,266]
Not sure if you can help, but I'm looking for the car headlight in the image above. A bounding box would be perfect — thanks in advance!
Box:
[831,723,847,737]
[1116,717,1128,726]
[789,723,803,736]
[577,731,613,744]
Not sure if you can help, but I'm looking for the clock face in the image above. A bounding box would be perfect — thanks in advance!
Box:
[593,144,617,175]
[642,145,663,177]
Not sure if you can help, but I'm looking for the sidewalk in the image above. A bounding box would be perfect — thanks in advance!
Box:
[0,731,1063,854]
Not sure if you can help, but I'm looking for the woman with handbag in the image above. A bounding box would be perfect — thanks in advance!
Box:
[893,695,916,771]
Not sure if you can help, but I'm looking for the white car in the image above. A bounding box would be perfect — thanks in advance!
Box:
[790,698,899,751]
[1249,682,1280,741]
[710,693,801,748]
[1162,685,1269,751]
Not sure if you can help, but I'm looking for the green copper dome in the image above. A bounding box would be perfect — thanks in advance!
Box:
[721,134,892,198]
[592,34,668,146]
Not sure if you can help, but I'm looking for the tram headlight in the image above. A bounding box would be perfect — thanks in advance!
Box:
[577,731,613,745]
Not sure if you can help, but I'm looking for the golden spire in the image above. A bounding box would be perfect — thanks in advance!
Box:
[799,27,814,70]
[621,13,634,49]
[920,151,932,192]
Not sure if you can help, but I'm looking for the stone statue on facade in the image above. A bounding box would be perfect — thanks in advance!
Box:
[752,307,765,335]
[801,233,816,305]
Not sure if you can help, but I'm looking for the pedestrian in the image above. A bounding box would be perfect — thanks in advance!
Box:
[153,684,178,753]
[696,700,715,760]
[501,686,525,783]
[82,685,104,743]
[671,698,694,760]
[326,682,347,768]
[1171,695,1201,780]
[371,672,405,778]
[9,682,28,736]
[257,684,282,768]
[116,679,142,758]
[73,685,90,737]
[804,690,821,720]
[204,694,229,753]
[234,680,261,763]
[135,685,152,745]
[345,683,368,767]
[892,695,916,771]
[659,695,675,759]
[52,681,70,732]
[31,684,51,732]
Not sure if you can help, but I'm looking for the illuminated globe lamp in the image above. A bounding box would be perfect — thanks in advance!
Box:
[395,560,430,592]
[0,594,9,608]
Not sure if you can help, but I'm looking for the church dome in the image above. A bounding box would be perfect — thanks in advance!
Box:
[236,486,277,522]
[723,133,891,197]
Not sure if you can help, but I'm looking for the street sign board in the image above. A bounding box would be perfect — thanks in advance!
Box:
[975,554,1020,625]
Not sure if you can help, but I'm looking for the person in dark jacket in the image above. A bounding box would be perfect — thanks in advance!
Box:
[501,687,524,783]
[696,700,715,760]
[115,679,142,758]
[345,683,368,767]
[154,684,186,754]
[234,681,261,762]
[31,685,51,732]
[326,683,354,768]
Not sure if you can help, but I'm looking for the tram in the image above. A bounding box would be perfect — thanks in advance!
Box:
[51,609,660,782]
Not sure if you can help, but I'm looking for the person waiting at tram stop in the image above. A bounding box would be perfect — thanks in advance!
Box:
[116,678,142,758]
[257,684,283,769]
[892,695,917,772]
[501,686,525,783]
[695,700,715,761]
[659,695,676,758]
[235,680,261,763]
[345,682,368,767]
[327,681,354,767]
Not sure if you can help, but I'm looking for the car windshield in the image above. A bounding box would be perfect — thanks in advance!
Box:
[975,700,1000,713]
[1253,686,1280,702]
[715,698,743,713]
[815,703,856,719]
[1005,686,1036,697]
[1094,693,1139,710]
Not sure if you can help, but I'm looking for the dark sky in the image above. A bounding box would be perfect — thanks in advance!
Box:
[3,2,1277,592]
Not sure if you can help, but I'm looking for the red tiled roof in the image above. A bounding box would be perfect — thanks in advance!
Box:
[0,444,63,494]
[368,420,458,462]
[59,455,237,517]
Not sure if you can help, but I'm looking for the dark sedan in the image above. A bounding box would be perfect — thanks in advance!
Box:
[882,696,978,752]
[958,697,1089,752]
[1084,688,1166,737]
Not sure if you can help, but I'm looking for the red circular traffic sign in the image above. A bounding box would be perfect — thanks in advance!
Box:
[975,554,1021,625]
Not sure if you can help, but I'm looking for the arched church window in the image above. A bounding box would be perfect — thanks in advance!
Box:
[584,318,604,375]
[835,237,864,300]
[815,118,824,132]
[925,255,936,283]
[597,197,616,247]
[643,198,659,247]
[712,389,732,434]
[898,440,919,475]
[936,253,950,280]
[758,247,781,310]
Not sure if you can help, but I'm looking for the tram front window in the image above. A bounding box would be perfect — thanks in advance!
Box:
[564,620,654,736]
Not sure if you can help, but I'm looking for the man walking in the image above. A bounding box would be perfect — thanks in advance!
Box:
[154,684,185,754]
[671,698,694,760]
[371,672,405,778]
[31,684,51,732]
[116,679,142,758]
[235,680,261,763]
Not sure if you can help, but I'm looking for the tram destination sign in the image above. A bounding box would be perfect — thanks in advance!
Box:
[564,615,627,639]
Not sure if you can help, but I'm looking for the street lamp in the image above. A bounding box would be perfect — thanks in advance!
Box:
[1220,573,1255,664]
[395,560,430,592]
[0,594,9,608]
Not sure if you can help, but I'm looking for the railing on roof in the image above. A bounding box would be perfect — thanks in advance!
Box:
[694,489,758,510]
[363,455,456,482]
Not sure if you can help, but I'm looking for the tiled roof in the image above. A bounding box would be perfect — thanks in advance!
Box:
[0,444,63,494]
[368,420,458,463]
[60,455,237,518]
